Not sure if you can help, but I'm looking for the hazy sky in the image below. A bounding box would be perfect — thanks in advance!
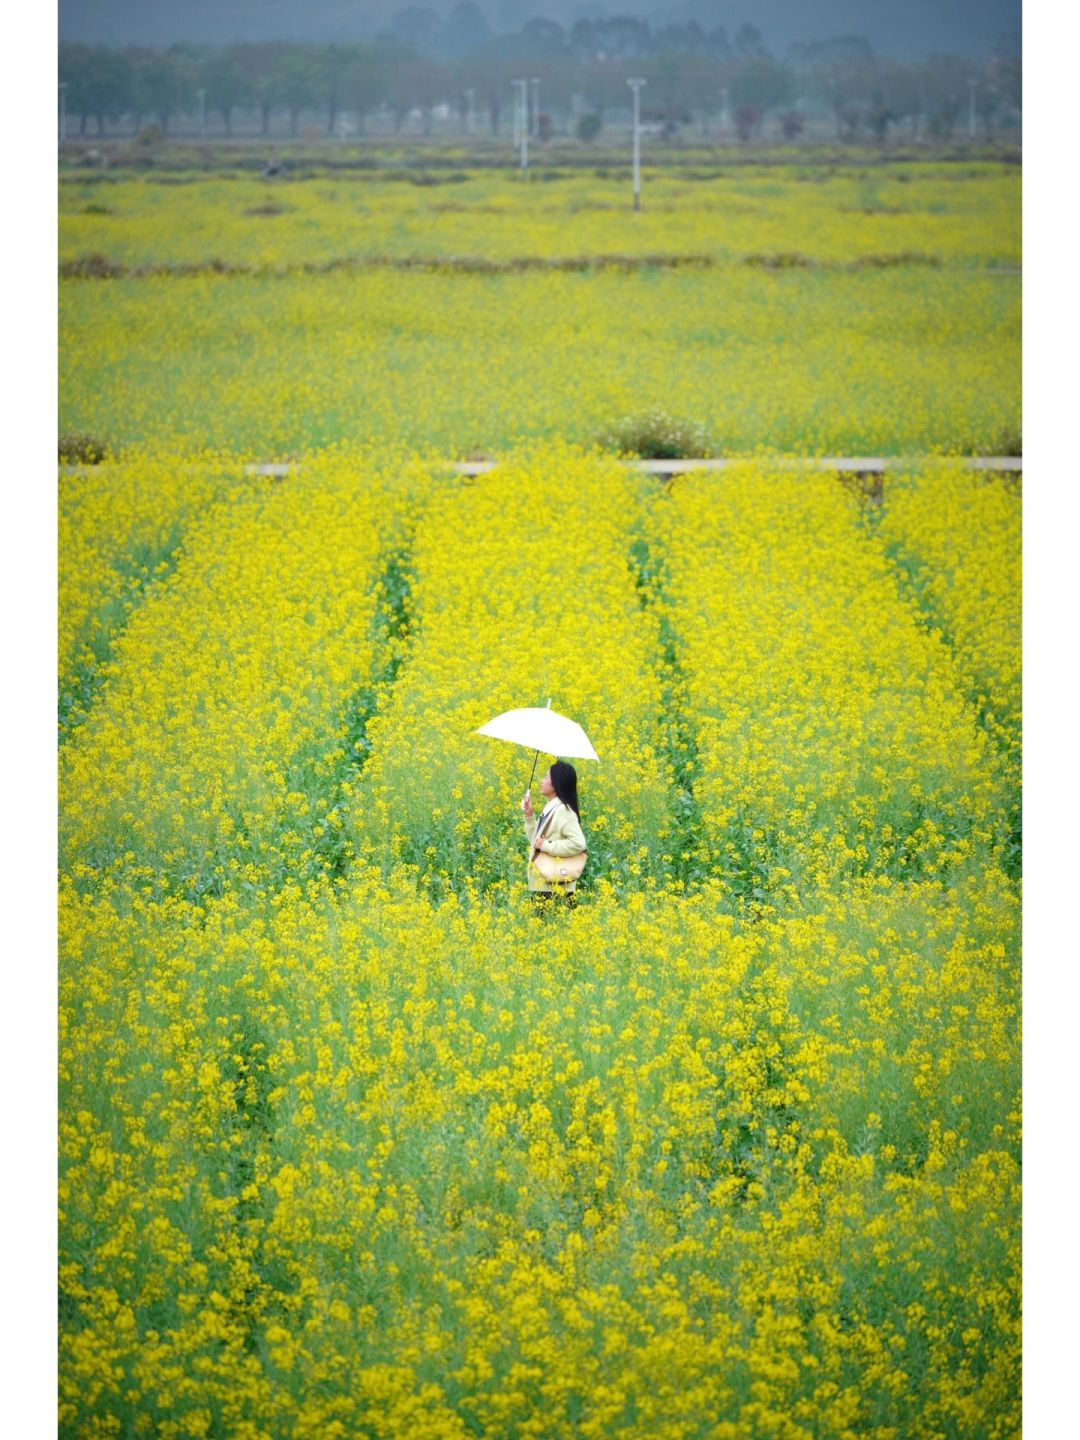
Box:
[59,0,1022,60]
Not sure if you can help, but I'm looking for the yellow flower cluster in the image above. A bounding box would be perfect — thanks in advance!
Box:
[59,163,1019,270]
[650,464,1015,904]
[344,442,672,898]
[59,859,1019,1437]
[60,449,433,899]
[59,264,1020,457]
[57,124,1023,1432]
[59,456,237,735]
[59,440,1020,1436]
[59,162,1020,458]
[875,465,1021,768]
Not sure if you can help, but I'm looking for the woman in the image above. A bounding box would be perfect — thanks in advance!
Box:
[522,760,588,907]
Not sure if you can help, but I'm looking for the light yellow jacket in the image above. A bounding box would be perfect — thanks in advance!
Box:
[524,799,588,893]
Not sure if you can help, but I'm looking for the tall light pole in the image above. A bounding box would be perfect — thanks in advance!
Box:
[968,78,977,140]
[628,77,645,211]
[513,79,529,176]
[466,86,475,136]
[530,78,540,137]
[196,87,206,138]
[59,81,67,145]
[720,87,728,138]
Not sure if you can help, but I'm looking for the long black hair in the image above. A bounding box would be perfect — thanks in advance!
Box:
[549,760,581,817]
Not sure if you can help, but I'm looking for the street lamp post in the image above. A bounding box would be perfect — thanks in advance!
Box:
[720,87,728,138]
[59,81,67,145]
[530,78,540,137]
[466,87,475,136]
[968,78,977,140]
[628,78,645,211]
[196,87,206,138]
[513,79,529,176]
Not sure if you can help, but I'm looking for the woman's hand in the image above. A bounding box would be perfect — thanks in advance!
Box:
[522,791,533,818]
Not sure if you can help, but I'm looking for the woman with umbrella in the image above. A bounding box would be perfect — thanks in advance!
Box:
[475,703,595,908]
[522,761,588,908]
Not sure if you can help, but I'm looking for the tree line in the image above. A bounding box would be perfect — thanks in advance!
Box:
[59,24,1021,143]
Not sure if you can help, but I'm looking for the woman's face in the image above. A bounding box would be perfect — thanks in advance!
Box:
[539,768,555,797]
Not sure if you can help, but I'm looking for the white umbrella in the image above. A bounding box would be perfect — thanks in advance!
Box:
[476,699,599,792]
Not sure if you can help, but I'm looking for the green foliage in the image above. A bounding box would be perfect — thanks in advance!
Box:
[596,409,715,459]
[59,432,110,464]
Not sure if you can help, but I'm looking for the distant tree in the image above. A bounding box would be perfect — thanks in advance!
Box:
[342,47,386,133]
[837,34,875,60]
[704,28,732,61]
[568,20,599,63]
[319,44,346,135]
[728,56,793,117]
[836,104,863,140]
[520,18,567,60]
[455,52,520,135]
[779,110,804,140]
[660,51,725,132]
[809,56,881,138]
[992,53,1022,111]
[734,23,767,60]
[200,48,250,135]
[60,44,132,135]
[388,58,443,134]
[869,99,894,141]
[232,43,288,135]
[131,49,190,134]
[315,44,385,136]
[531,58,578,125]
[974,85,1001,140]
[788,35,873,69]
[652,23,706,56]
[370,32,417,64]
[594,16,652,62]
[586,59,641,121]
[443,2,491,60]
[170,46,203,129]
[871,60,921,134]
[391,7,444,61]
[576,112,602,142]
[978,55,1020,137]
[648,51,692,126]
[927,100,960,139]
[733,103,760,141]
[920,53,973,141]
[268,48,322,137]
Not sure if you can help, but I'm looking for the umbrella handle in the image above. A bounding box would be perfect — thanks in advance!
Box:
[527,749,540,792]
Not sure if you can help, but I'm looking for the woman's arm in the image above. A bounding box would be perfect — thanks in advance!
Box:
[538,807,587,856]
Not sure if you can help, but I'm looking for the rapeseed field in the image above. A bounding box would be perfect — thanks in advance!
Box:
[59,164,1018,271]
[59,160,1020,1438]
[59,164,1019,456]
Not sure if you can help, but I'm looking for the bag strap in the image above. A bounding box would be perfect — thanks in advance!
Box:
[530,802,560,861]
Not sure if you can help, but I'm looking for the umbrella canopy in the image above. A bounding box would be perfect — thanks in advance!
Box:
[477,702,600,793]
[476,705,599,762]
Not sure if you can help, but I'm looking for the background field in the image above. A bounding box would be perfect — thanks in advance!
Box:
[59,163,1019,269]
[58,153,1021,1439]
[59,160,1020,457]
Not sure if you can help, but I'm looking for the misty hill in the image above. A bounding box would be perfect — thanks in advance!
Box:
[59,0,1021,61]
